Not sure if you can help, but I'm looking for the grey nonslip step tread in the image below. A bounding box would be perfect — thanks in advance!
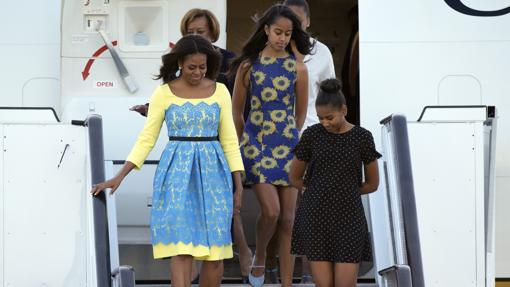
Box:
[136,284,378,287]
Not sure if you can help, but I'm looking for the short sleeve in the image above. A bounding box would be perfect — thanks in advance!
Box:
[361,130,382,164]
[293,127,313,162]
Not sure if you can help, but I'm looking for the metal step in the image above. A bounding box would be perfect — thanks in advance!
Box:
[136,284,378,287]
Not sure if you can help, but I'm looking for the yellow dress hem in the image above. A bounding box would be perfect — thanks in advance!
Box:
[153,242,233,261]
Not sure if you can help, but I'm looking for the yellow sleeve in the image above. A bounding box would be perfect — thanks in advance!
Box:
[126,85,167,169]
[217,84,244,172]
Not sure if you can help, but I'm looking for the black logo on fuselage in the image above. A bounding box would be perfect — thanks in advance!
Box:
[445,0,510,16]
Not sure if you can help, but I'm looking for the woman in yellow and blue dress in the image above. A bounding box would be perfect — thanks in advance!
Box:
[90,35,244,287]
[230,4,314,287]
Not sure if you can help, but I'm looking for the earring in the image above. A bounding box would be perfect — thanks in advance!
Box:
[175,67,181,77]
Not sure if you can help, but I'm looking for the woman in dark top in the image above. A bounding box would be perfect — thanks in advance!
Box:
[180,9,236,93]
[289,78,381,287]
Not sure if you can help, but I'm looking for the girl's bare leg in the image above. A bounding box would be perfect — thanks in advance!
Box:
[277,186,298,287]
[251,183,280,277]
[334,262,359,287]
[310,261,334,287]
[233,211,252,277]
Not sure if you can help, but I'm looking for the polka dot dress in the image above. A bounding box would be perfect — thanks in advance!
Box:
[291,124,382,263]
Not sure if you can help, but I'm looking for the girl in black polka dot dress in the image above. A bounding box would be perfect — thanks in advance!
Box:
[289,78,381,287]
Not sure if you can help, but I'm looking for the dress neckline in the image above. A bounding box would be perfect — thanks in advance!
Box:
[320,124,357,136]
[165,82,218,101]
[259,53,293,60]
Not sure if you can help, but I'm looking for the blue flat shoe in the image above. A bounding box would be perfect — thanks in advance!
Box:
[248,254,265,287]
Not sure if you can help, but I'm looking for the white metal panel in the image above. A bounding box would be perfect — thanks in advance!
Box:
[2,124,89,286]
[360,39,510,276]
[0,127,4,287]
[407,122,478,286]
[0,0,60,45]
[0,0,60,111]
[360,0,510,42]
[0,45,60,110]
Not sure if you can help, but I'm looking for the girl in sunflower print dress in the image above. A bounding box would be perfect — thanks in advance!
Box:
[230,4,314,287]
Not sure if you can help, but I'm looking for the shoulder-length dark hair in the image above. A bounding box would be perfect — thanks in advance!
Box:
[155,34,221,83]
[180,8,221,42]
[228,4,314,78]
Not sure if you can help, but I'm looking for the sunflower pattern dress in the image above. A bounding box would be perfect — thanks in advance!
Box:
[241,55,298,186]
[127,83,244,260]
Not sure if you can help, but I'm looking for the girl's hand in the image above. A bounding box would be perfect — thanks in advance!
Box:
[90,176,123,196]
[290,40,305,63]
[234,188,243,215]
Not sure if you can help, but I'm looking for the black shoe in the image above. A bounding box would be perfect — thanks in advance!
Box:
[191,275,200,284]
[265,268,279,284]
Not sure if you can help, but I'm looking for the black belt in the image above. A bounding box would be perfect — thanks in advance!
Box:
[168,136,218,141]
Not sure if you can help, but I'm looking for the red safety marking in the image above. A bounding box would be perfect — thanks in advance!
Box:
[82,40,118,81]
[82,40,175,81]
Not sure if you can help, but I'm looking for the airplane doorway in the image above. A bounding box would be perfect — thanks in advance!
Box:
[115,1,363,284]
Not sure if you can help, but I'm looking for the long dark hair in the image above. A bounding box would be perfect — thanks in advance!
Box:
[156,34,221,83]
[228,4,314,78]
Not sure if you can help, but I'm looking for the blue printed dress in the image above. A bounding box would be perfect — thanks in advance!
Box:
[240,55,299,186]
[127,83,244,260]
